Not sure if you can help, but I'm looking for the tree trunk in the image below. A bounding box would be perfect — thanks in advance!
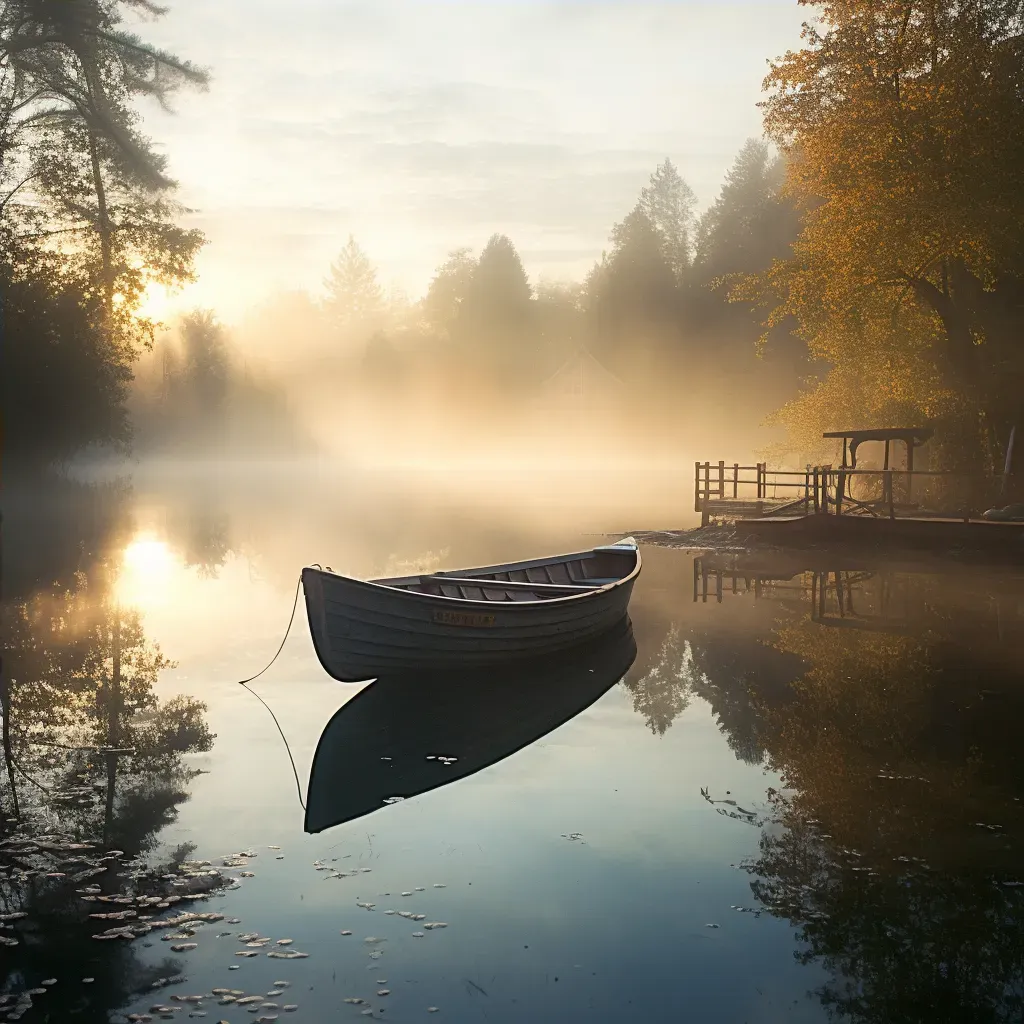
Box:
[0,658,20,819]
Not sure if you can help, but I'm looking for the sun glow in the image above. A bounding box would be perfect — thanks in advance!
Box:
[118,534,177,608]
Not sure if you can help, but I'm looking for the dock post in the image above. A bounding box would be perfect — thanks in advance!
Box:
[701,462,711,527]
[718,461,725,501]
[733,463,739,499]
[694,462,701,514]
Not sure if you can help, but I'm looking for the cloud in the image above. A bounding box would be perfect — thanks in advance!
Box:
[137,0,804,315]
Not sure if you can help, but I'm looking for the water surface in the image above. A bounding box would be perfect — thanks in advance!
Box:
[3,464,1023,1023]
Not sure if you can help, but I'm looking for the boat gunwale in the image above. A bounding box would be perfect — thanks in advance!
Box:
[303,542,641,609]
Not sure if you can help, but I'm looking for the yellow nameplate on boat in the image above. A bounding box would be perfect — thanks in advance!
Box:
[433,609,496,627]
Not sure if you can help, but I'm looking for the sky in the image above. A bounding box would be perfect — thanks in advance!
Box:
[138,1,807,321]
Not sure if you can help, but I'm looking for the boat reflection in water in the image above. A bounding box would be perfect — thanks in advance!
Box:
[304,618,637,833]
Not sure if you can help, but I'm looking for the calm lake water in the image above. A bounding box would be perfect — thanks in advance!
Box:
[3,460,1024,1024]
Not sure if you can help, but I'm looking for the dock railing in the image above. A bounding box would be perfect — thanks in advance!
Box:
[695,460,999,524]
[693,461,819,526]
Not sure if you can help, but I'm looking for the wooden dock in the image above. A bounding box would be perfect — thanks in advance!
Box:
[734,513,1024,557]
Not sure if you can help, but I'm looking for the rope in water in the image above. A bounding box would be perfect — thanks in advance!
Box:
[237,574,303,686]
[237,573,307,811]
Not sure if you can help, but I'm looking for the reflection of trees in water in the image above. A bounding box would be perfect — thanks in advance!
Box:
[687,632,802,764]
[621,625,692,734]
[737,614,1024,1023]
[1,566,218,1016]
[165,495,232,579]
[750,794,1024,1023]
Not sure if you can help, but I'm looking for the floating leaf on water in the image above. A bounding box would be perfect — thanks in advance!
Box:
[705,923,719,929]
[368,951,383,960]
[188,1014,206,1019]
[239,872,255,878]
[82,978,95,984]
[400,892,412,897]
[260,1003,279,1010]
[282,1005,298,1012]
[272,981,290,988]
[382,797,404,805]
[377,989,390,997]
[276,939,293,946]
[428,1008,439,1013]
[268,846,281,850]
[41,980,57,986]
[343,998,365,1005]
[235,951,260,958]
[211,989,230,995]
[227,919,242,925]
[171,943,198,952]
[237,997,263,1005]
[340,930,353,936]
[433,884,446,888]
[383,910,396,916]
[266,991,283,997]
[229,965,240,970]
[412,915,426,921]
[414,887,425,892]
[412,931,425,938]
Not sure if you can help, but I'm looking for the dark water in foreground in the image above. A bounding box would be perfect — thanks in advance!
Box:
[3,463,1024,1023]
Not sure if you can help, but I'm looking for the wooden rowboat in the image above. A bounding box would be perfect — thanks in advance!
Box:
[302,537,640,681]
[304,617,637,832]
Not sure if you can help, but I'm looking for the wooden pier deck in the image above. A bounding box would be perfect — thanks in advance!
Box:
[735,513,1024,556]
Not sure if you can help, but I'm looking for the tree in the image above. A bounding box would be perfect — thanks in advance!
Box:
[323,235,384,335]
[746,1,1024,471]
[1,0,207,466]
[422,246,476,336]
[639,158,697,280]
[586,205,678,372]
[455,234,536,377]
[693,139,796,279]
[462,233,532,333]
[179,308,228,412]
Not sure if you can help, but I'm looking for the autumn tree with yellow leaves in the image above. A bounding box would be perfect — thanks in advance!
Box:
[744,1,1024,472]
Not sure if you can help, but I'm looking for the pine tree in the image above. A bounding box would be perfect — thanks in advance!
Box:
[323,235,384,334]
[639,158,697,281]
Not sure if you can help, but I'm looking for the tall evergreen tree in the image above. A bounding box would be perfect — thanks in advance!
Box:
[463,233,532,330]
[323,235,384,334]
[639,158,697,281]
[693,139,795,279]
[1,0,207,465]
[587,205,678,371]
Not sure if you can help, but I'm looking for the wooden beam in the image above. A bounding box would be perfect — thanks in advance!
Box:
[423,575,606,592]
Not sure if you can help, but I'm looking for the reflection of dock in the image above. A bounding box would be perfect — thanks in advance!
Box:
[692,554,1024,639]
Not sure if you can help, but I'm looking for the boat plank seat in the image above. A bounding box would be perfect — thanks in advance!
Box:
[422,575,605,592]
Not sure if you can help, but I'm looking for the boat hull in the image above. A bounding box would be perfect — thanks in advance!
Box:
[302,543,639,681]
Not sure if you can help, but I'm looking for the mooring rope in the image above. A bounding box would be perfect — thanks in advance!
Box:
[237,574,303,686]
[237,573,307,810]
[239,681,306,811]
